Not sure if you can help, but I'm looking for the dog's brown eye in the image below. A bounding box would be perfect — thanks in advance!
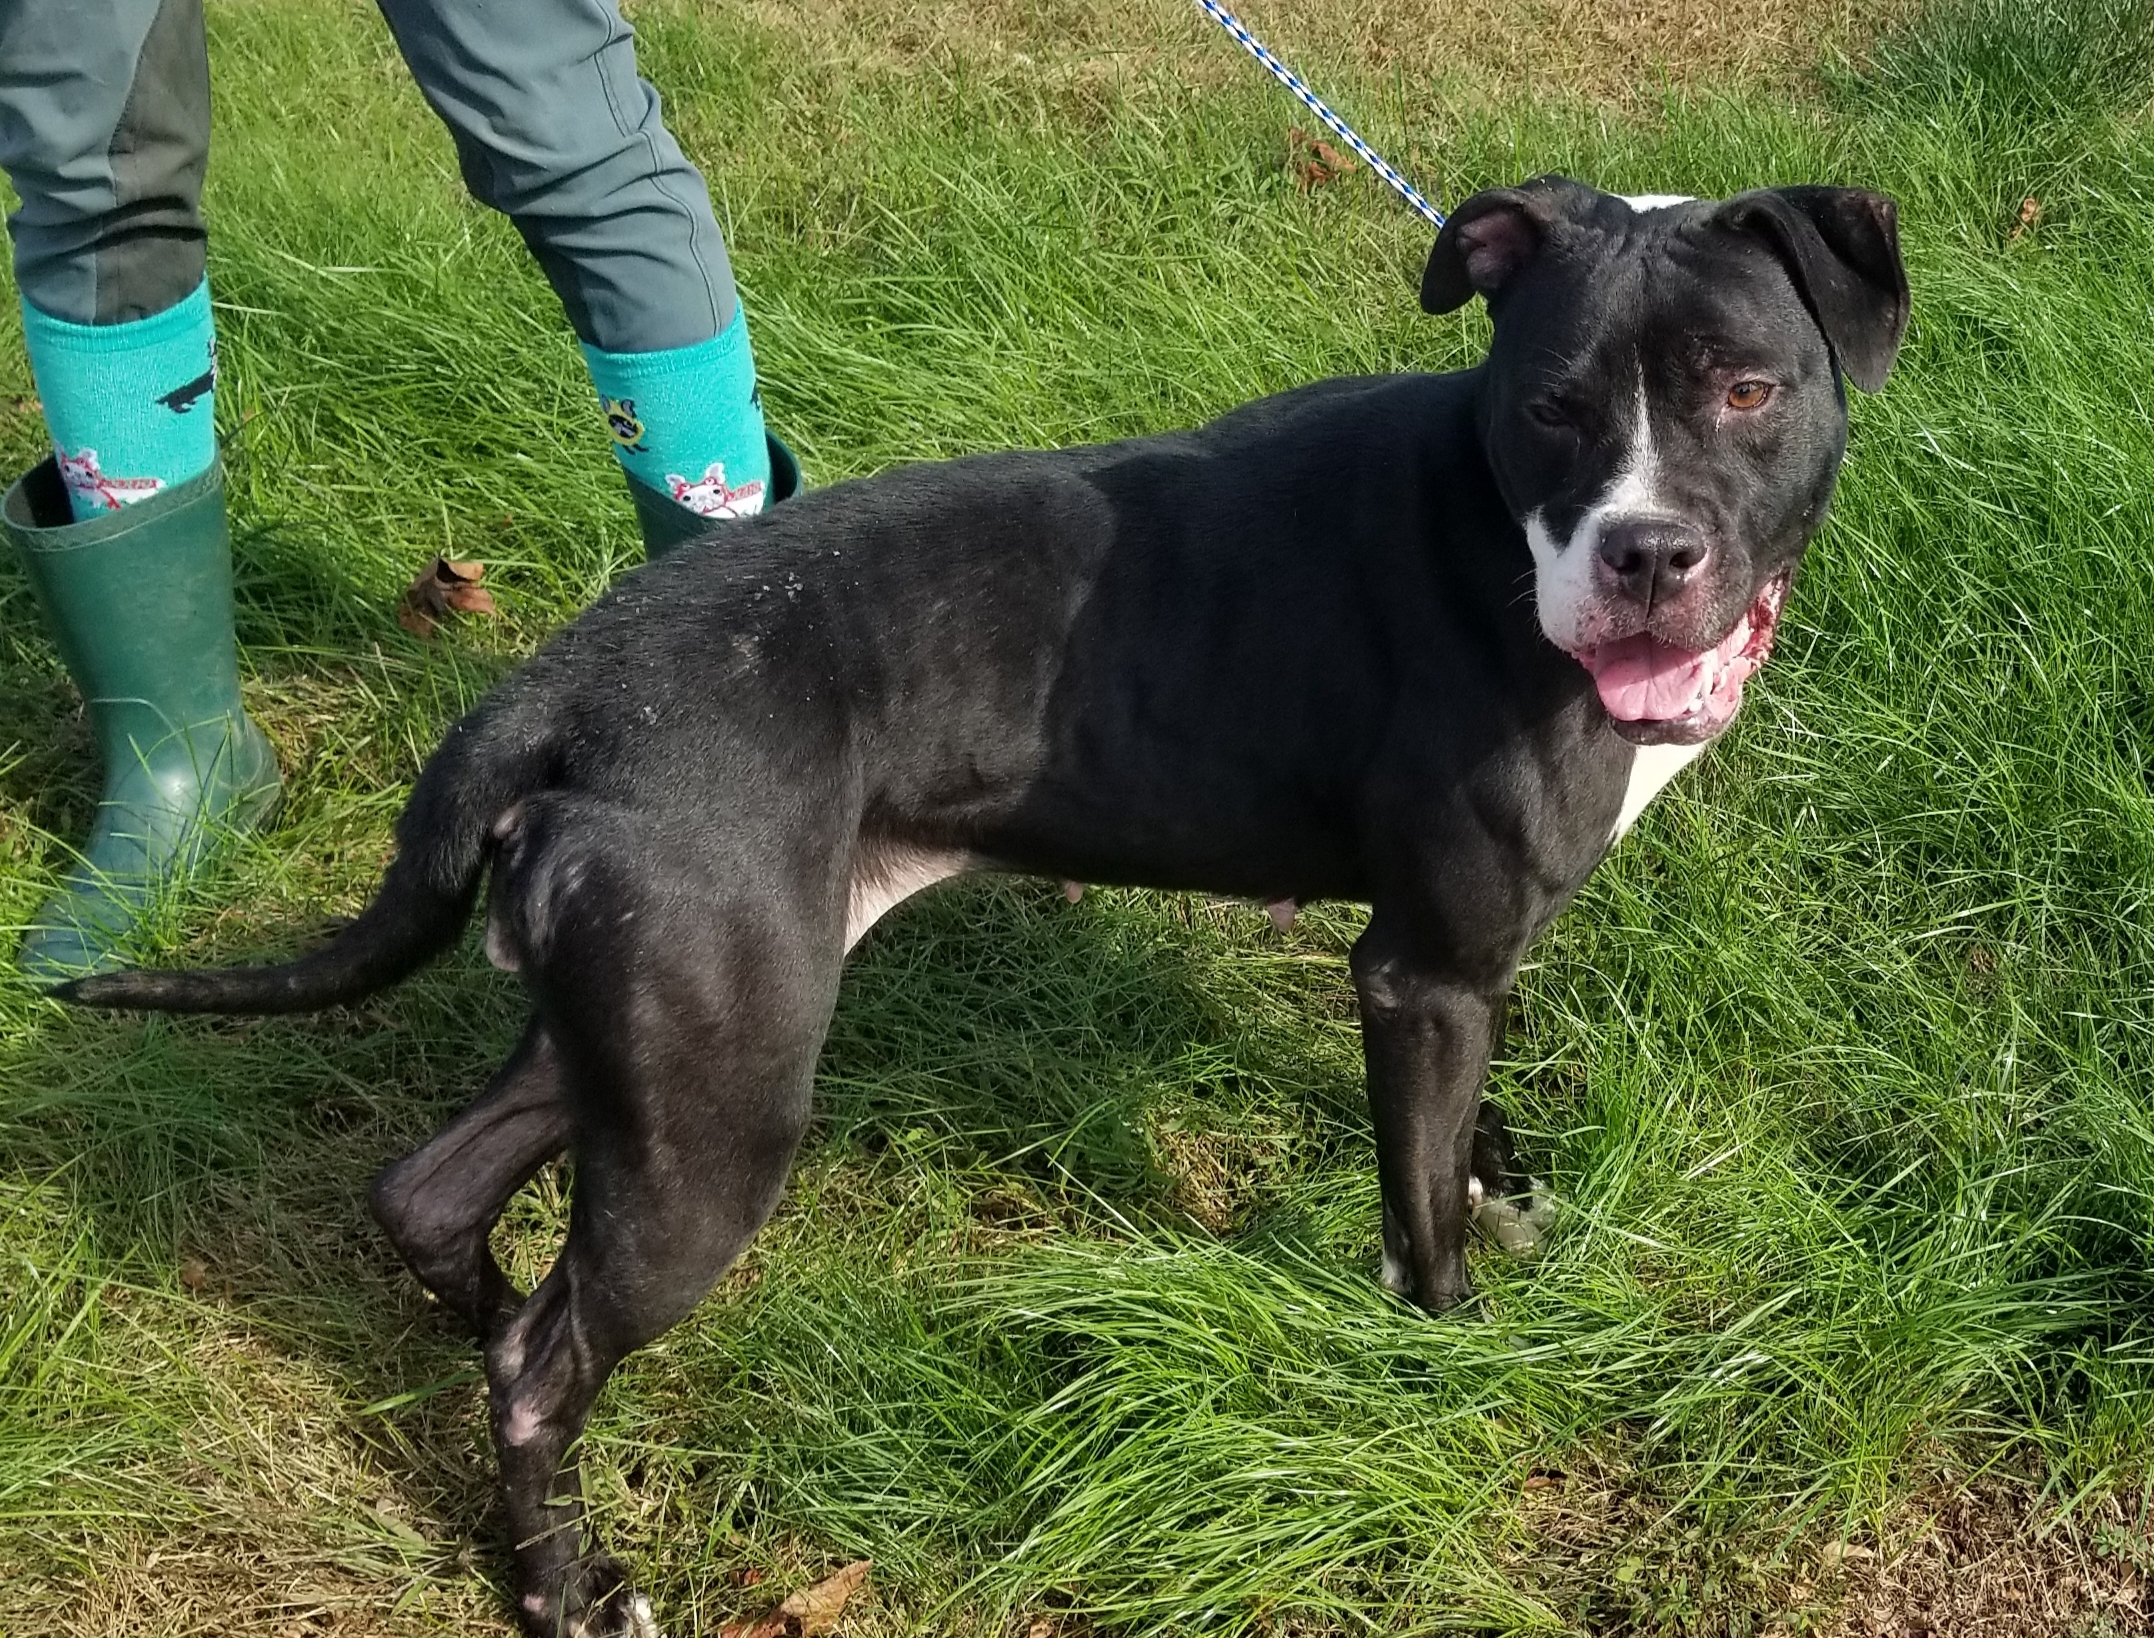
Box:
[1528,399,1571,429]
[1727,380,1772,410]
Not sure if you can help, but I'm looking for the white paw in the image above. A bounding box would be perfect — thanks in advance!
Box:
[562,1590,663,1638]
[1473,1178,1558,1258]
[1379,1244,1412,1294]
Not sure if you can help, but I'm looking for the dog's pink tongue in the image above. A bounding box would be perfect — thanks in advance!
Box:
[1577,633,1711,722]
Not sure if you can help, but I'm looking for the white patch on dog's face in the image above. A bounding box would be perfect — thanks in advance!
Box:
[1525,372,1665,653]
[1609,740,1707,842]
[1620,193,1695,212]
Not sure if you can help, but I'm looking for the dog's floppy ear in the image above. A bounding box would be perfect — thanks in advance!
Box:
[1714,186,1909,392]
[1420,176,1586,314]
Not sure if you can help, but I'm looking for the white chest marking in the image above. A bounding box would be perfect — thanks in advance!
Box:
[1620,193,1695,212]
[845,846,970,950]
[1611,741,1707,842]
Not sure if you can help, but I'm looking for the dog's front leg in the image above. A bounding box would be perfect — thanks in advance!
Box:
[1350,921,1504,1313]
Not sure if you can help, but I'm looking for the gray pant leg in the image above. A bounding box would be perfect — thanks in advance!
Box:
[376,0,736,354]
[0,0,209,324]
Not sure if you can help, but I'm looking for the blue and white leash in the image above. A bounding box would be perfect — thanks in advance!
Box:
[1191,0,1445,228]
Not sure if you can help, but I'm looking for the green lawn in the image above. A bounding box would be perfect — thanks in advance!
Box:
[5,0,2154,1632]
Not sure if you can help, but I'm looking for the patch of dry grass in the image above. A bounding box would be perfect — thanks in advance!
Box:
[1498,1458,2154,1635]
[709,0,1912,108]
[1818,1488,2152,1638]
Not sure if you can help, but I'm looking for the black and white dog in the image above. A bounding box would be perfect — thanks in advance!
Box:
[62,177,1907,1637]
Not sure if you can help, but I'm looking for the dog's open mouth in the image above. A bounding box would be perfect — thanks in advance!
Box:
[1571,573,1789,745]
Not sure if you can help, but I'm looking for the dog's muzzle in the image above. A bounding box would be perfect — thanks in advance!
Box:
[1569,570,1790,745]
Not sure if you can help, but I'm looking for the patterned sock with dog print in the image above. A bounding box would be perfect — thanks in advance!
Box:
[20,278,220,523]
[581,304,773,532]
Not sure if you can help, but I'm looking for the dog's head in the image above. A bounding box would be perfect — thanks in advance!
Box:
[1423,177,1907,744]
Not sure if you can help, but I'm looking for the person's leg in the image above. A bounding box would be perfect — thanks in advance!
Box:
[3,0,219,514]
[0,0,280,980]
[376,0,796,558]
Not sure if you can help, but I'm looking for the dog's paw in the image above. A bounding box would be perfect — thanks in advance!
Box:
[622,1593,664,1638]
[1380,1243,1413,1295]
[1472,1177,1558,1258]
[1377,1240,1474,1311]
[532,1556,666,1638]
[561,1589,663,1638]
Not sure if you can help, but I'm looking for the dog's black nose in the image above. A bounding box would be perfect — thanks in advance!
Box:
[1597,518,1709,605]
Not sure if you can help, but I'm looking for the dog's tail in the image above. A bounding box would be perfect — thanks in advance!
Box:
[56,702,558,1017]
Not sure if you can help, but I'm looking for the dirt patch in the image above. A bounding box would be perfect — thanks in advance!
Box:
[699,0,1913,105]
[1505,1459,2151,1634]
[1817,1485,2151,1638]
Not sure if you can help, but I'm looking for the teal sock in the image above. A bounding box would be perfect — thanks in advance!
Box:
[21,279,219,522]
[581,306,772,520]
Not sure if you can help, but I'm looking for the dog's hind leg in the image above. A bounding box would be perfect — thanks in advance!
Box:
[371,1020,570,1340]
[481,807,839,1637]
[494,988,824,1635]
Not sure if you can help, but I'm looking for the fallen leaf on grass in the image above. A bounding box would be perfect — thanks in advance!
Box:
[721,1559,871,1638]
[397,556,497,638]
[2008,196,2041,241]
[1523,1469,1565,1492]
[1819,1540,1877,1571]
[177,1255,233,1302]
[1287,126,1357,192]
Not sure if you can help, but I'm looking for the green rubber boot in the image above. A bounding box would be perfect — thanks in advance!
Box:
[6,457,282,983]
[629,430,802,560]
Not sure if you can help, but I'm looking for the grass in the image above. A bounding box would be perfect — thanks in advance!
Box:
[3,0,2154,1631]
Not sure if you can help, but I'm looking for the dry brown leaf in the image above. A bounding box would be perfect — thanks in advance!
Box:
[2008,195,2041,241]
[721,1559,871,1638]
[1310,139,1355,174]
[1523,1470,1565,1492]
[178,1257,212,1293]
[1287,127,1358,192]
[397,555,497,638]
